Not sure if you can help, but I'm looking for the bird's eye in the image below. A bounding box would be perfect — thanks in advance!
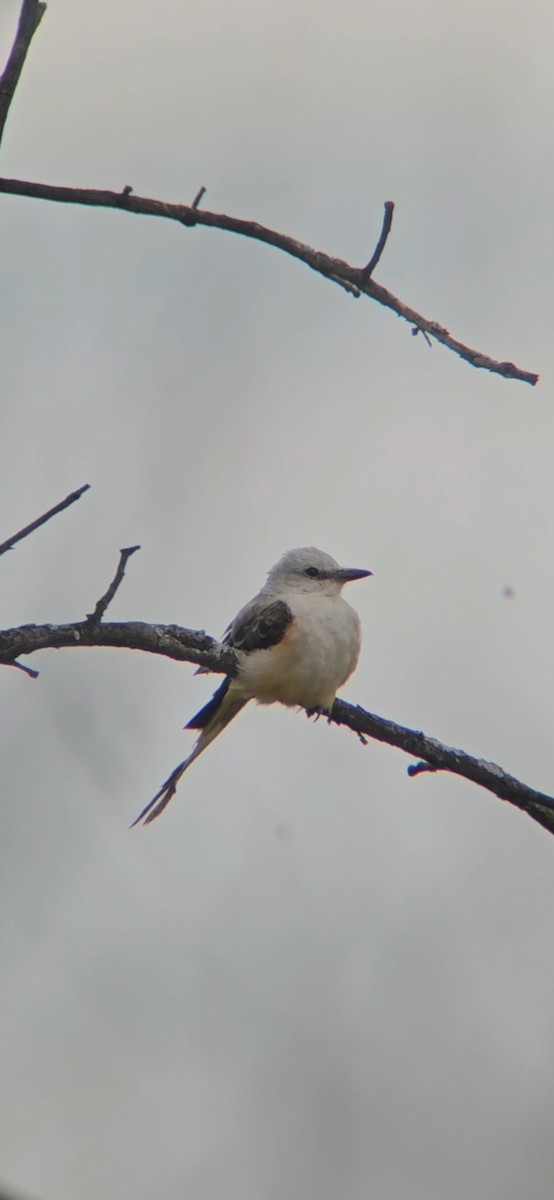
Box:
[305,566,320,578]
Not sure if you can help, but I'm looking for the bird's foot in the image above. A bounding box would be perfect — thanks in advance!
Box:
[305,705,333,723]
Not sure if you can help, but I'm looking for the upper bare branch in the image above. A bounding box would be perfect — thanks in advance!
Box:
[0,0,46,150]
[0,176,539,387]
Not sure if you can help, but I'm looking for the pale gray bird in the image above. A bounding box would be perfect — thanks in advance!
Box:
[133,547,372,826]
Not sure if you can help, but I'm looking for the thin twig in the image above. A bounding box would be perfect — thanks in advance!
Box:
[412,326,433,348]
[1,616,553,836]
[85,545,141,625]
[360,200,395,280]
[0,177,539,386]
[9,659,39,679]
[191,185,206,209]
[407,760,440,777]
[0,0,46,150]
[329,273,361,298]
[0,483,90,557]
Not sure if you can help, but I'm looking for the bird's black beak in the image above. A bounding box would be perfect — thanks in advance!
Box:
[335,567,373,584]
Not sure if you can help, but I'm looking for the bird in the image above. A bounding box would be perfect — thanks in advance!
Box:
[132,546,372,826]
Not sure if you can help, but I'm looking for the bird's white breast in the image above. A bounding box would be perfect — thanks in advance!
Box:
[238,592,362,710]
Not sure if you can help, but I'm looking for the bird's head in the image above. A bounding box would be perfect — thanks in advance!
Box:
[266,547,372,596]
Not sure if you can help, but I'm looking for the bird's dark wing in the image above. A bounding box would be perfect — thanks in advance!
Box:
[224,597,294,652]
[185,598,293,731]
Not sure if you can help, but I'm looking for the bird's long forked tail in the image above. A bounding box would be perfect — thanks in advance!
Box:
[131,681,248,827]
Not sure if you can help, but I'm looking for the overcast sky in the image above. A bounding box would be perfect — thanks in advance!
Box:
[2,1,554,1198]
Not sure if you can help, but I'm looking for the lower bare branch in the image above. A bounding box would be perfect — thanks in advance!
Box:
[0,177,538,386]
[0,0,46,149]
[0,619,238,674]
[0,616,553,836]
[0,483,90,557]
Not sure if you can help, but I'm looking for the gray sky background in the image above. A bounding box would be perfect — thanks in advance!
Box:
[1,1,554,1197]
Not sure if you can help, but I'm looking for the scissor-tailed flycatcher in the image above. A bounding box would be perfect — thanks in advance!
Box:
[132,547,372,826]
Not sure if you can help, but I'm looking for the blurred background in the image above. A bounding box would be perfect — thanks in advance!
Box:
[1,1,554,1197]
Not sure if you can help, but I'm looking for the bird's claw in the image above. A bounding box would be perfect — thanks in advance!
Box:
[305,705,332,723]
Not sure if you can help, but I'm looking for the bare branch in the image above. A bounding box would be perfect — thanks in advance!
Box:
[0,619,238,674]
[0,177,538,386]
[85,545,141,626]
[0,0,46,150]
[330,699,554,838]
[360,200,395,280]
[0,483,90,557]
[0,616,553,836]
